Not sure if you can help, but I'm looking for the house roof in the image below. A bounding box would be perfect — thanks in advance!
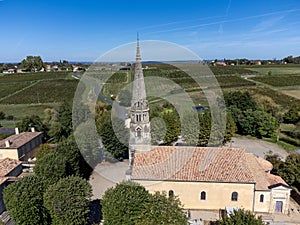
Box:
[0,158,22,177]
[131,146,256,183]
[0,177,8,186]
[0,132,42,149]
[245,153,289,190]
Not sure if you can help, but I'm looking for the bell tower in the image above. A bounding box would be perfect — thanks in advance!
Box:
[128,34,151,167]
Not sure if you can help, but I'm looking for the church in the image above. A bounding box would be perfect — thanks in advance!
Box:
[127,38,292,217]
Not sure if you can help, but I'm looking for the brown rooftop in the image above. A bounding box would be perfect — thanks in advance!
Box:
[0,158,22,177]
[0,177,8,186]
[245,153,288,190]
[0,132,42,149]
[132,146,256,183]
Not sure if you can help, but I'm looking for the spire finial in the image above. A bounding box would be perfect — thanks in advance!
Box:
[137,32,139,42]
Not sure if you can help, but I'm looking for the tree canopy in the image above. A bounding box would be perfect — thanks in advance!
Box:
[101,181,187,225]
[21,56,44,72]
[217,209,265,225]
[140,191,187,225]
[3,176,50,225]
[44,176,92,225]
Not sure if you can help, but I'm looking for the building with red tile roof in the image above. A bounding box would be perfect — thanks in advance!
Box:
[130,147,291,215]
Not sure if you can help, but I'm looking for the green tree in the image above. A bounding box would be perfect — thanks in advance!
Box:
[140,191,187,225]
[3,176,51,225]
[55,135,93,179]
[35,144,54,159]
[21,56,44,71]
[34,152,67,186]
[98,118,128,160]
[217,209,265,225]
[278,153,300,190]
[101,181,150,225]
[49,102,73,141]
[225,91,257,111]
[44,176,92,225]
[17,115,49,138]
[283,105,300,124]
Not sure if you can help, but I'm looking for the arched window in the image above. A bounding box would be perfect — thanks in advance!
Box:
[200,191,206,200]
[136,128,141,137]
[168,190,174,197]
[231,192,238,201]
[260,194,264,202]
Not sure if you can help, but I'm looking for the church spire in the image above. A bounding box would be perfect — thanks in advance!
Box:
[131,33,147,105]
[129,35,151,152]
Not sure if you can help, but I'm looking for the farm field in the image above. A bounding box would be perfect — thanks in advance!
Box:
[1,64,300,122]
[246,65,300,75]
[0,71,77,120]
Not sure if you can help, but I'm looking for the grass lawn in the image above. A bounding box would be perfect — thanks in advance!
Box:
[0,103,60,120]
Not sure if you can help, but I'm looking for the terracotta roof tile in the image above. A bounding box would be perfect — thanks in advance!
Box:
[132,146,256,183]
[245,153,288,190]
[0,177,8,185]
[0,158,22,177]
[0,132,42,149]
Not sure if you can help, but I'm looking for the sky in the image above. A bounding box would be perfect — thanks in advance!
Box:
[1,0,300,62]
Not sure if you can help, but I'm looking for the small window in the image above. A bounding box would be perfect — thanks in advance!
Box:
[231,192,238,201]
[260,194,264,203]
[200,191,206,200]
[168,190,174,197]
[136,128,141,137]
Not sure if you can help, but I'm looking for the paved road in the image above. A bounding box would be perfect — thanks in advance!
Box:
[225,136,288,160]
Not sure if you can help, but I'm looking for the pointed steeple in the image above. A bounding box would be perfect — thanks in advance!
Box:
[129,35,151,157]
[132,33,147,104]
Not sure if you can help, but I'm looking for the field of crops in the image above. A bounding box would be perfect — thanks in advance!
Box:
[245,87,300,107]
[0,82,34,99]
[251,75,300,87]
[0,71,70,83]
[0,79,78,104]
[246,65,300,76]
[210,66,258,75]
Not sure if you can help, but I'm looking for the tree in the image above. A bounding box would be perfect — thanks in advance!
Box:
[278,153,300,190]
[35,144,54,159]
[140,191,187,225]
[101,181,150,225]
[21,56,44,71]
[55,135,93,179]
[49,102,73,141]
[217,209,265,225]
[3,176,51,225]
[283,105,300,124]
[44,176,92,225]
[225,91,257,111]
[98,118,128,160]
[17,115,48,134]
[34,152,67,186]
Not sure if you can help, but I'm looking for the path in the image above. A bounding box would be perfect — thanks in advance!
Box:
[225,136,288,160]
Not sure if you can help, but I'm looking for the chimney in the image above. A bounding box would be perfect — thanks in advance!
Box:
[5,140,10,148]
[15,127,19,135]
[31,127,35,132]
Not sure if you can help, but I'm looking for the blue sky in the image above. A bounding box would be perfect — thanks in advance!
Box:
[1,0,300,62]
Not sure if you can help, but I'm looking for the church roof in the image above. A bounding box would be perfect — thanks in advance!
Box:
[245,153,289,190]
[131,146,256,183]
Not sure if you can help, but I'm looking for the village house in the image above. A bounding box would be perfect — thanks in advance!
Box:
[0,128,42,161]
[0,158,22,214]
